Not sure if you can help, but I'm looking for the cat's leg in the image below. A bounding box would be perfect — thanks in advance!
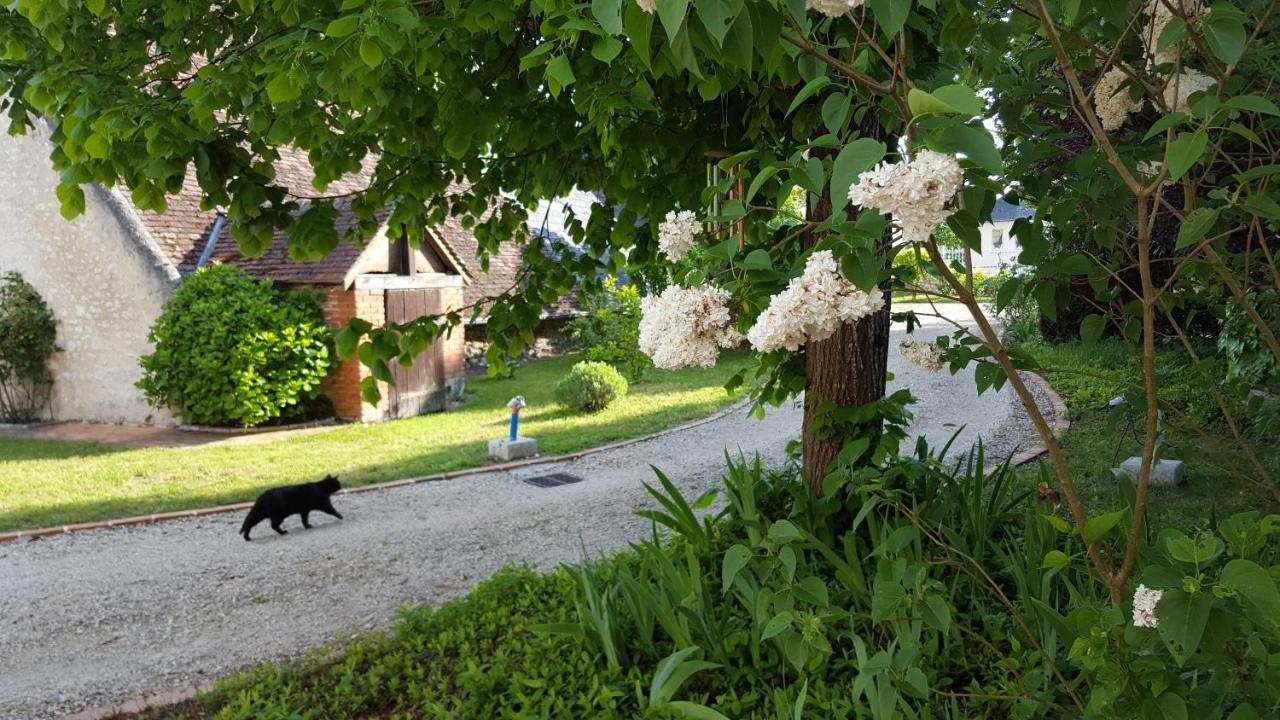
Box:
[301,511,312,529]
[270,513,288,535]
[321,500,343,519]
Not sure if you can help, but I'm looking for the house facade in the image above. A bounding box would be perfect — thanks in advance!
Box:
[0,128,560,426]
[939,198,1035,272]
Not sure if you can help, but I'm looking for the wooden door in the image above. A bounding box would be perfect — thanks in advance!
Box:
[384,288,447,418]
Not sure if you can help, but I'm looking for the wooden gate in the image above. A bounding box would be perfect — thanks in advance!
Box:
[384,288,447,418]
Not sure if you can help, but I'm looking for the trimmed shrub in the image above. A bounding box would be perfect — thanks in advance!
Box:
[555,360,627,412]
[566,278,651,381]
[138,263,334,427]
[0,272,58,422]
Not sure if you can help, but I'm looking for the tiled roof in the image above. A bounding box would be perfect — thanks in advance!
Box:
[208,202,372,285]
[992,198,1035,222]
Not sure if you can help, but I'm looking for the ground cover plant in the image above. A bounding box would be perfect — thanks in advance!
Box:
[0,352,750,531]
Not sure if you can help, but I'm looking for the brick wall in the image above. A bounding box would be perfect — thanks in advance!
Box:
[321,287,390,422]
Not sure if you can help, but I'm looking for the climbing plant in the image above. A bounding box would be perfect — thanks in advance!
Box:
[0,271,57,422]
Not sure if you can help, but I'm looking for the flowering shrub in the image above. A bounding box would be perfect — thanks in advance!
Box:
[554,360,628,413]
[0,272,58,422]
[655,210,701,262]
[746,250,883,353]
[567,279,651,381]
[138,264,334,427]
[638,284,742,369]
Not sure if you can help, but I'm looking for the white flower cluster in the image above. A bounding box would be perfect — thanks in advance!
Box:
[1163,69,1215,113]
[638,285,743,369]
[898,339,947,372]
[657,210,702,262]
[635,0,657,13]
[848,150,965,245]
[1142,0,1204,68]
[806,0,865,17]
[747,250,884,352]
[1094,67,1144,131]
[1132,584,1164,628]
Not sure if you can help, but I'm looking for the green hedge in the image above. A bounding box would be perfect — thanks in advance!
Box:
[138,263,334,427]
[555,360,628,412]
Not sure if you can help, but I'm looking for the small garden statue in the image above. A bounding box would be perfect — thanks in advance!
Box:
[489,395,537,462]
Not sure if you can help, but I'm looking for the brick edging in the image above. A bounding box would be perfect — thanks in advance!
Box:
[986,371,1071,472]
[0,397,755,544]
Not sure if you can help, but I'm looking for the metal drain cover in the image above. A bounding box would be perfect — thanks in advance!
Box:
[522,472,584,488]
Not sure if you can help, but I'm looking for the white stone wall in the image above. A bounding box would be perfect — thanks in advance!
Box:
[0,124,178,425]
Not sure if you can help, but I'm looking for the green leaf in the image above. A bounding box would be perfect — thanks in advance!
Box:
[868,0,911,38]
[1157,589,1212,666]
[745,165,781,203]
[1084,509,1125,545]
[929,124,1002,174]
[86,0,106,16]
[768,519,803,544]
[786,76,831,116]
[830,138,886,208]
[821,92,851,135]
[266,73,300,104]
[1041,550,1070,568]
[921,594,952,634]
[1224,95,1280,116]
[666,702,731,720]
[325,15,359,37]
[1175,207,1218,249]
[1203,2,1246,66]
[974,362,1004,394]
[359,37,383,67]
[1080,314,1105,346]
[1242,194,1280,220]
[656,0,691,42]
[721,544,751,594]
[592,0,624,35]
[1220,559,1280,637]
[591,36,624,63]
[742,249,772,271]
[1154,692,1188,720]
[694,0,735,46]
[546,55,576,94]
[83,131,111,159]
[762,611,794,640]
[1165,131,1208,180]
[902,666,930,699]
[907,84,983,118]
[1143,111,1189,141]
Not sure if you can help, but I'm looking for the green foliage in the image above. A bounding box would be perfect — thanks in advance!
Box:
[0,271,57,422]
[137,263,333,427]
[567,278,652,381]
[1219,288,1279,390]
[555,360,628,413]
[988,269,1043,344]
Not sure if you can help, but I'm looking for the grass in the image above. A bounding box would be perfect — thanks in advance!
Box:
[0,352,753,532]
[1013,339,1277,530]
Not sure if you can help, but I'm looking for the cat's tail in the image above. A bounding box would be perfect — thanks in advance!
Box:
[240,505,262,541]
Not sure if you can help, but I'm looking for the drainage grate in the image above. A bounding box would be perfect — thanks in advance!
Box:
[522,472,585,488]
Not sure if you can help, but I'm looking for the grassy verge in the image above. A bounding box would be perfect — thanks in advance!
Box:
[1014,340,1277,529]
[0,352,752,532]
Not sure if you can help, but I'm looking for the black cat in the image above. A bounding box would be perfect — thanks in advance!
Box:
[240,475,343,541]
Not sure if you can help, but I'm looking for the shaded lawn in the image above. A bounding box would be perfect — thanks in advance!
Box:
[0,352,752,532]
[1013,340,1276,530]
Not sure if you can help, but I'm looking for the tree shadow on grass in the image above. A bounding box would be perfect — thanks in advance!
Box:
[0,437,127,462]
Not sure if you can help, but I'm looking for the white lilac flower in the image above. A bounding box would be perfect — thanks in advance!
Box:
[848,150,964,245]
[747,250,884,353]
[1162,70,1216,113]
[638,285,743,369]
[1142,0,1204,68]
[806,0,865,17]
[897,339,947,372]
[635,0,657,13]
[1132,584,1163,628]
[657,210,702,262]
[1094,67,1144,131]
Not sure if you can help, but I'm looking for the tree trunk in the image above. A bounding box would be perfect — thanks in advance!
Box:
[801,187,892,497]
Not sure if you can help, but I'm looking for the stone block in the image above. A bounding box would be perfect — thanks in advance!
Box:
[1117,456,1185,487]
[489,436,539,462]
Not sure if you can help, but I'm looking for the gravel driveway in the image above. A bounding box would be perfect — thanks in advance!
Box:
[0,306,1052,719]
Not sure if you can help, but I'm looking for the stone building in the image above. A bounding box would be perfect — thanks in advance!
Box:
[0,125,580,426]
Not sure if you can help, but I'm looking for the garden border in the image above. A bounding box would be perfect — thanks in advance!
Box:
[0,375,1069,545]
[0,396,753,544]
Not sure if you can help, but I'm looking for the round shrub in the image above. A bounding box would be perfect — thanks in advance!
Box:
[138,263,334,427]
[555,361,627,413]
[0,272,58,422]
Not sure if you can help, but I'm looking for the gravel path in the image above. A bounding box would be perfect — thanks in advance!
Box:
[0,306,1053,719]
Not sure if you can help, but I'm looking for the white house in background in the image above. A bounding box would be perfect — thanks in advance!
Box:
[941,198,1035,271]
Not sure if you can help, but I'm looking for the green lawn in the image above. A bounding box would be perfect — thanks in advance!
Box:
[0,352,752,532]
[1014,340,1277,530]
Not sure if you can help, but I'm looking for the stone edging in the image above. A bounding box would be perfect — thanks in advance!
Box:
[176,417,339,435]
[67,683,215,720]
[0,397,754,544]
[989,371,1071,471]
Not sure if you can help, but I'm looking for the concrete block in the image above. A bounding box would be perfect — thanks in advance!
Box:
[1117,456,1185,487]
[489,436,539,462]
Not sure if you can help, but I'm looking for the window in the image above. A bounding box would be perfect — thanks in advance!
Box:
[991,228,1005,248]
